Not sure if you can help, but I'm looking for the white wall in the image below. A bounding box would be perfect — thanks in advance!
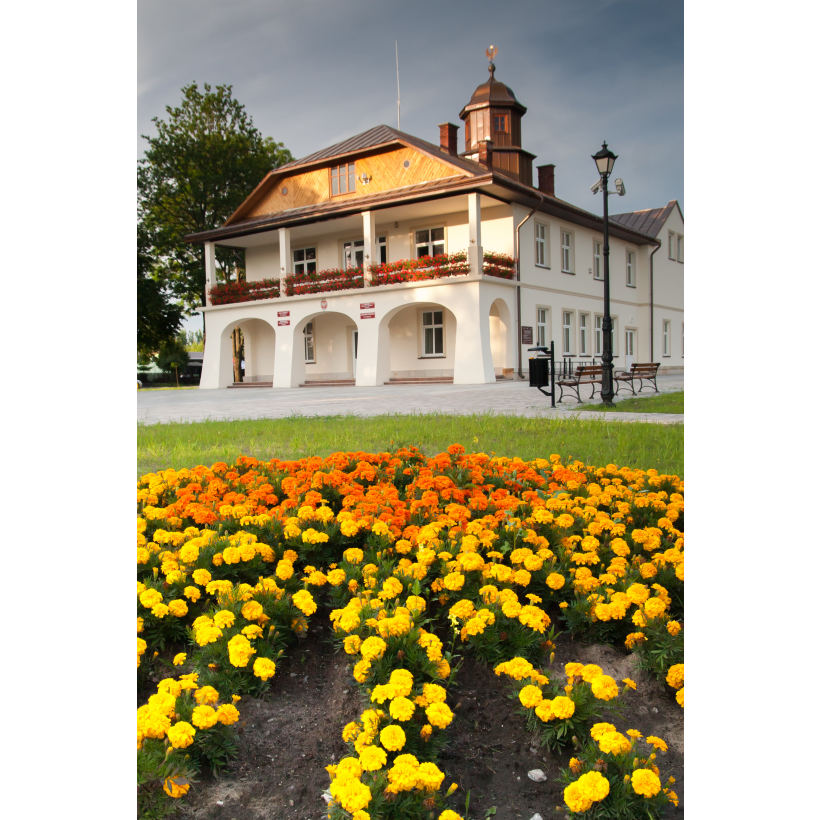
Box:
[651,207,684,367]
[388,305,457,377]
[245,244,279,282]
[305,312,356,379]
[242,318,276,381]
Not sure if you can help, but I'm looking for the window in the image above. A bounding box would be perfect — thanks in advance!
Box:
[331,163,356,196]
[535,223,548,267]
[595,315,602,356]
[668,231,675,260]
[663,320,671,356]
[422,310,444,356]
[676,235,684,263]
[536,308,549,347]
[415,227,445,258]
[626,250,636,287]
[293,247,316,275]
[343,240,364,269]
[562,311,573,354]
[304,322,315,363]
[593,241,602,280]
[377,235,387,265]
[561,230,573,273]
[579,313,589,356]
[681,323,684,358]
[494,114,508,133]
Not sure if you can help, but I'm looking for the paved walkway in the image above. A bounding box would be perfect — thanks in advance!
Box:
[137,374,683,426]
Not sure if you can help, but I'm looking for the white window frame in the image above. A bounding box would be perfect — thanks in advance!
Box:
[668,231,675,260]
[593,240,603,280]
[377,235,388,265]
[681,323,684,358]
[579,312,590,356]
[536,307,550,347]
[342,239,365,270]
[561,230,574,274]
[414,226,446,259]
[562,310,574,355]
[624,327,636,358]
[420,309,445,357]
[662,320,671,357]
[594,315,603,356]
[626,250,636,287]
[304,321,316,363]
[676,235,684,263]
[535,222,549,268]
[293,247,317,275]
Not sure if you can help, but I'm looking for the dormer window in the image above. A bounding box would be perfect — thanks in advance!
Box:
[494,114,508,133]
[331,163,356,196]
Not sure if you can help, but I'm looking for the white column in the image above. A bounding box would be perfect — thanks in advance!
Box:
[355,315,390,386]
[467,192,483,277]
[278,227,291,279]
[362,211,376,285]
[272,322,302,388]
[204,242,216,305]
[452,281,495,384]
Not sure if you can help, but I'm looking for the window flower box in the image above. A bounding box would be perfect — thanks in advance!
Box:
[369,251,470,287]
[208,278,280,305]
[284,267,364,296]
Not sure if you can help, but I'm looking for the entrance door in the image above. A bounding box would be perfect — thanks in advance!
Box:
[343,240,365,269]
[625,329,635,370]
[350,329,359,377]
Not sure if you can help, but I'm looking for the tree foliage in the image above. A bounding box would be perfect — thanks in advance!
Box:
[137,222,183,355]
[138,83,293,313]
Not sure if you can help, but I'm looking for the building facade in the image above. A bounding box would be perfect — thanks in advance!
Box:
[189,66,683,389]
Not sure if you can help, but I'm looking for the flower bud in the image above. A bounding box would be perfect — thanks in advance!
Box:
[623,774,631,784]
[446,783,458,797]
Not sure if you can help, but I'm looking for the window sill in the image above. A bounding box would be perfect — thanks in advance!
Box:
[626,284,636,288]
[561,270,575,275]
[534,264,550,269]
[419,355,446,359]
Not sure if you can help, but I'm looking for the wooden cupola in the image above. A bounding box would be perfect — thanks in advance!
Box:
[458,59,536,187]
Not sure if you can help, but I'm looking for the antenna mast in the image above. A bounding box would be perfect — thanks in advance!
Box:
[396,40,401,131]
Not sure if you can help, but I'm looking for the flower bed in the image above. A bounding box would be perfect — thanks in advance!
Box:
[208,278,280,305]
[482,250,516,280]
[284,267,364,296]
[369,251,470,286]
[137,447,683,819]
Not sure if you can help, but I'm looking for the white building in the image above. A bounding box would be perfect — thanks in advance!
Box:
[189,65,683,389]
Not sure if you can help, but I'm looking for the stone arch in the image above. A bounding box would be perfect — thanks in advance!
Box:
[489,297,514,378]
[291,310,361,386]
[218,317,277,387]
[379,301,458,381]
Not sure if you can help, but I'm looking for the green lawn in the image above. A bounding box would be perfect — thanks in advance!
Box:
[137,413,683,478]
[137,385,199,391]
[577,390,683,414]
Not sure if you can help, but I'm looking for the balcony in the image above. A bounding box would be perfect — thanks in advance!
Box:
[206,250,516,305]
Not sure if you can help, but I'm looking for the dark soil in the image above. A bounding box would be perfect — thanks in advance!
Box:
[166,625,683,820]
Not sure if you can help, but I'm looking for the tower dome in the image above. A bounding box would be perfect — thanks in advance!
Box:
[458,54,535,186]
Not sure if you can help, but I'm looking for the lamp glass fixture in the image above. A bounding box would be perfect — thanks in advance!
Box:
[593,142,617,178]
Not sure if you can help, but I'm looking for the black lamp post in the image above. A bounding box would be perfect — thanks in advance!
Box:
[592,142,618,406]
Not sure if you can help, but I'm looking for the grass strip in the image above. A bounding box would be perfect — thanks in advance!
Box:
[575,390,683,414]
[138,413,683,478]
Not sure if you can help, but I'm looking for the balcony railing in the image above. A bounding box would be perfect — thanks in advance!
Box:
[208,278,280,304]
[207,250,518,305]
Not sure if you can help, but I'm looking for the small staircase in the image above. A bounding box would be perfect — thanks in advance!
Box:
[228,381,272,388]
[385,377,454,385]
[299,379,356,388]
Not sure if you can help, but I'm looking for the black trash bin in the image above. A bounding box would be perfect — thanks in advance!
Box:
[527,341,555,406]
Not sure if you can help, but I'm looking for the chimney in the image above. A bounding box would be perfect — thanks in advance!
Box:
[438,122,459,156]
[478,138,493,170]
[537,164,555,196]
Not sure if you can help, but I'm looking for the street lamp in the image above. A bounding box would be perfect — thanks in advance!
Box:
[591,141,623,406]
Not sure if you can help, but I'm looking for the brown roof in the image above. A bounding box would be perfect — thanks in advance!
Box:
[610,201,681,238]
[459,66,527,119]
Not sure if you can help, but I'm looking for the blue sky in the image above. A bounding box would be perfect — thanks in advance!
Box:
[139,0,683,217]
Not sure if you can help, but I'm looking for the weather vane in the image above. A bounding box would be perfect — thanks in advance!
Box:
[486,45,497,76]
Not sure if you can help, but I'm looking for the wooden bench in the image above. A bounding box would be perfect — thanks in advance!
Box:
[614,362,660,395]
[557,365,604,403]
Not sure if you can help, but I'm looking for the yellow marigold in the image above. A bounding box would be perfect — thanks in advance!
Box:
[590,722,617,740]
[167,721,196,749]
[360,636,387,660]
[358,744,387,771]
[534,699,554,722]
[241,600,264,621]
[389,696,416,722]
[563,781,593,813]
[626,583,650,605]
[425,702,454,729]
[216,703,240,725]
[139,588,163,609]
[380,724,406,751]
[580,664,603,683]
[227,634,256,667]
[622,678,637,691]
[598,731,632,755]
[591,674,619,701]
[624,632,646,650]
[327,568,347,586]
[353,659,372,683]
[213,610,236,629]
[253,657,277,681]
[550,696,575,720]
[643,597,667,619]
[417,760,446,791]
[191,705,219,730]
[183,586,201,602]
[666,620,681,636]
[666,663,684,690]
[343,547,364,563]
[342,721,360,742]
[163,777,190,799]
[646,735,668,752]
[405,595,426,613]
[292,589,317,616]
[344,635,361,655]
[275,560,294,581]
[546,572,566,590]
[631,768,661,797]
[676,687,684,708]
[519,685,543,709]
[172,652,187,666]
[194,685,219,705]
[577,770,610,802]
[389,669,414,697]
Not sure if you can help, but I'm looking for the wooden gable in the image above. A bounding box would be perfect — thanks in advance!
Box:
[239,146,471,221]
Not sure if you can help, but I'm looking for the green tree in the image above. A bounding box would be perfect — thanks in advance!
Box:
[138,83,293,314]
[156,339,190,388]
[137,222,183,356]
